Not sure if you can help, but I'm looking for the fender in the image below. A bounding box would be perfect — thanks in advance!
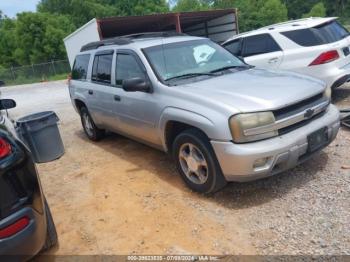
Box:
[158,107,231,152]
[72,93,87,113]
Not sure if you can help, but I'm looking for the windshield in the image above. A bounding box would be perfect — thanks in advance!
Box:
[143,39,246,82]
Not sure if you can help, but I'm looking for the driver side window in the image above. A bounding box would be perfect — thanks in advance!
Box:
[116,54,145,86]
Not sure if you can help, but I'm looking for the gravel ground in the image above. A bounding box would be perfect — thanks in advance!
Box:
[1,81,349,255]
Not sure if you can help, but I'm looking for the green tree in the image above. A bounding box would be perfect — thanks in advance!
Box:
[0,17,17,67]
[260,0,288,26]
[214,0,288,32]
[115,0,169,16]
[173,0,210,12]
[14,12,75,65]
[284,0,318,19]
[38,0,169,27]
[38,0,119,27]
[302,2,326,18]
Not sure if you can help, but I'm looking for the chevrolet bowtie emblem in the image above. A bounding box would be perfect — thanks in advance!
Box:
[304,108,315,119]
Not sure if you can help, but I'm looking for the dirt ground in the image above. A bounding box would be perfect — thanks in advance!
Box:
[1,81,349,255]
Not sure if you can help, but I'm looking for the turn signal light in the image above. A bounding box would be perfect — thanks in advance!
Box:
[0,137,11,159]
[309,50,339,66]
[0,217,30,239]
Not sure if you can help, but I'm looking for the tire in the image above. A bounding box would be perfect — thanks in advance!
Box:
[80,107,105,141]
[42,198,58,252]
[172,128,227,194]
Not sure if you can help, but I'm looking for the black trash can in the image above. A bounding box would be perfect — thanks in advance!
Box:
[16,111,65,163]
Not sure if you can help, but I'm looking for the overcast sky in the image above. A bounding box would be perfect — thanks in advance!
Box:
[0,0,40,18]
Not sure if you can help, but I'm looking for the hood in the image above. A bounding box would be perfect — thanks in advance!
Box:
[180,69,326,112]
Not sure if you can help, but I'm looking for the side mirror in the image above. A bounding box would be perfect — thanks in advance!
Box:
[0,99,16,110]
[122,77,151,93]
[0,81,5,87]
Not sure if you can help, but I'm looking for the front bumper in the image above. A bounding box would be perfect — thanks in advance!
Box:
[0,207,46,259]
[211,104,340,182]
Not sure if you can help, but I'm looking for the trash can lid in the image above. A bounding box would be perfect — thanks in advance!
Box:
[17,111,58,123]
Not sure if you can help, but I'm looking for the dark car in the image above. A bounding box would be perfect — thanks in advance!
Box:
[0,98,57,260]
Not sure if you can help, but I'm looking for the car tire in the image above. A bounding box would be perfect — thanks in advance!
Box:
[172,128,227,194]
[80,107,105,141]
[42,198,58,252]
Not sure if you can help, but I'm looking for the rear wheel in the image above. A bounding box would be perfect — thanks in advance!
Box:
[80,107,105,141]
[42,198,58,252]
[172,128,227,194]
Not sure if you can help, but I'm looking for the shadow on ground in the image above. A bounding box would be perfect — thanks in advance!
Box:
[75,128,329,210]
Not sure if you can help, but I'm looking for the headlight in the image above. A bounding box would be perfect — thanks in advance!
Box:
[229,112,278,143]
[323,86,332,100]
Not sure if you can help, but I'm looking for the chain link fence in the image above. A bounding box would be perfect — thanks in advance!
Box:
[0,60,71,86]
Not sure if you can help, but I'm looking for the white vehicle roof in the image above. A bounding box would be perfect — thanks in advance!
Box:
[225,17,338,42]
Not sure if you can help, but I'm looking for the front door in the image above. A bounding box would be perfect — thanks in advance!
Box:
[112,51,160,145]
[242,33,283,69]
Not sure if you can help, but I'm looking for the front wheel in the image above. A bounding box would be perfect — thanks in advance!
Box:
[80,107,105,141]
[172,129,227,194]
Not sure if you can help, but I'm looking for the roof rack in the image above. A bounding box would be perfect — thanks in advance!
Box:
[80,37,132,52]
[80,32,187,52]
[122,31,187,39]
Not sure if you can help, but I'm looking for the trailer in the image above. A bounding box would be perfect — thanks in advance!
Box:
[64,9,239,67]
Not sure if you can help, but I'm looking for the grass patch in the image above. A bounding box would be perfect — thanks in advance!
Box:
[2,73,68,87]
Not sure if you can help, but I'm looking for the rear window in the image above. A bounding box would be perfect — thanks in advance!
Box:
[72,54,90,80]
[92,52,113,84]
[242,34,281,57]
[281,21,350,47]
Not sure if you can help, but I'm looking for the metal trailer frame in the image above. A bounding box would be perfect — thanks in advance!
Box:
[64,9,239,67]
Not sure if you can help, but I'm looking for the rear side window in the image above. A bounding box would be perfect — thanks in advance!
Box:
[72,54,90,80]
[92,52,113,84]
[116,54,145,86]
[281,21,350,47]
[223,39,242,56]
[242,34,281,57]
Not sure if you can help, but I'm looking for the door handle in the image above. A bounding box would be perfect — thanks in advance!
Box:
[268,57,279,64]
[114,95,121,101]
[88,90,93,95]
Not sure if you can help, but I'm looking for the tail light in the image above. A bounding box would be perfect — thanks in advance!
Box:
[309,50,339,66]
[0,137,11,159]
[0,217,30,239]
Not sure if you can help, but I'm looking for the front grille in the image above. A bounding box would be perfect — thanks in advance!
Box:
[273,93,328,135]
[278,110,326,135]
[274,93,324,120]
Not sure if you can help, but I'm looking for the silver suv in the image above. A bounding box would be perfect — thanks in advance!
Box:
[69,33,340,194]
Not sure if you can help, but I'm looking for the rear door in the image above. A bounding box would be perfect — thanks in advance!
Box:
[241,33,284,69]
[88,50,116,128]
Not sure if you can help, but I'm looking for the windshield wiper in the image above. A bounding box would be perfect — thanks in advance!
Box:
[210,65,251,73]
[165,72,217,81]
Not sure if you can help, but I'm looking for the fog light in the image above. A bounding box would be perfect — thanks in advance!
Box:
[253,157,270,169]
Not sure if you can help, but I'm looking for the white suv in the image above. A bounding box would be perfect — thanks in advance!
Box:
[223,17,350,89]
